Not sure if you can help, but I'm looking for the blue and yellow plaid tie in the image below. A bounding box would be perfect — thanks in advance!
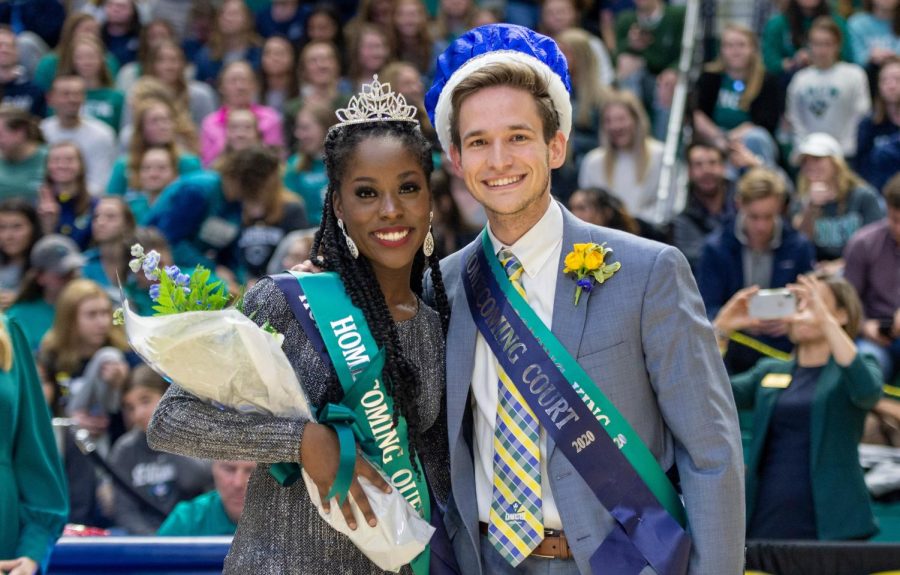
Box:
[488,249,543,566]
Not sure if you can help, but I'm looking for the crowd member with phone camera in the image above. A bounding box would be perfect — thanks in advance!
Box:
[712,274,883,541]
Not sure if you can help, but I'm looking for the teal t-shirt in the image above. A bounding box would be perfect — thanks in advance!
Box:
[84,88,125,133]
[713,75,752,130]
[283,154,327,226]
[157,490,237,536]
[0,146,47,202]
[107,153,203,197]
[6,299,55,351]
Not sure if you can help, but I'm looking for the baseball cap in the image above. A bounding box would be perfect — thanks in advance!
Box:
[792,133,844,164]
[30,235,86,275]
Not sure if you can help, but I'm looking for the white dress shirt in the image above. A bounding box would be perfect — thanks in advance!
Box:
[472,201,565,529]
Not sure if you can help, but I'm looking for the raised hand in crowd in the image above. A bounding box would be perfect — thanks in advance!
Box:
[36,184,61,236]
[788,274,859,366]
[0,556,39,575]
[713,285,790,340]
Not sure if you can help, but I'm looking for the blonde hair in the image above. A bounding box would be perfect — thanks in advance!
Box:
[40,279,128,375]
[128,77,198,153]
[704,23,765,111]
[0,321,12,371]
[737,167,787,204]
[556,28,608,130]
[600,91,653,184]
[797,154,866,208]
[59,36,114,88]
[127,97,184,189]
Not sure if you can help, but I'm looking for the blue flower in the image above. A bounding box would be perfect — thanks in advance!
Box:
[142,251,161,278]
[175,273,191,287]
[182,287,191,295]
[577,277,593,292]
[164,265,180,279]
[149,284,161,301]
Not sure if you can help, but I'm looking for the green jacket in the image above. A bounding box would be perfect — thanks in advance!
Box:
[0,317,68,572]
[732,353,882,540]
[615,5,685,74]
[762,13,854,74]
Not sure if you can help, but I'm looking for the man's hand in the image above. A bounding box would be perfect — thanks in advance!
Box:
[862,319,892,347]
[0,556,38,575]
[72,409,110,437]
[300,422,391,529]
[627,24,652,51]
[291,260,323,274]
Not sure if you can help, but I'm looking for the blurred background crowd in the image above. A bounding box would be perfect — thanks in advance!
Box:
[0,0,898,555]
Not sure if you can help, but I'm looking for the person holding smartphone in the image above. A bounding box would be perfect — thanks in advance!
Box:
[713,274,883,541]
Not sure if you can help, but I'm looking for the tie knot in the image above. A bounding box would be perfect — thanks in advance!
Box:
[498,248,523,279]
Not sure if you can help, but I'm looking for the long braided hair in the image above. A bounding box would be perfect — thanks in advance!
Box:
[311,119,451,469]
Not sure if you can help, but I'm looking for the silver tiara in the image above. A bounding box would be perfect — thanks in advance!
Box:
[332,75,419,130]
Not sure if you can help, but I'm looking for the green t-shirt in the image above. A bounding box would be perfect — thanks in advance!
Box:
[0,146,47,202]
[84,88,125,133]
[157,490,237,536]
[713,75,752,130]
[615,5,686,74]
[6,299,55,351]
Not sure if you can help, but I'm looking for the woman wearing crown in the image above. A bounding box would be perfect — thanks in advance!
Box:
[147,77,455,574]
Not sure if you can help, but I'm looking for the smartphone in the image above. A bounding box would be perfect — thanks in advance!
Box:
[749,289,796,320]
[878,319,894,338]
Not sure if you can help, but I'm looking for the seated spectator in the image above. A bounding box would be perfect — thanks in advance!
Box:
[672,142,737,269]
[856,55,900,191]
[122,147,179,224]
[614,0,684,107]
[58,37,126,133]
[216,109,264,163]
[302,5,346,58]
[568,186,668,241]
[37,142,98,251]
[81,196,136,300]
[392,0,438,80]
[146,147,290,288]
[259,35,299,112]
[792,133,885,261]
[109,365,212,535]
[283,102,335,226]
[848,0,900,73]
[379,61,440,154]
[282,41,351,142]
[265,229,316,276]
[843,173,900,383]
[694,24,782,166]
[0,0,66,49]
[578,91,663,220]
[143,40,218,129]
[0,106,47,202]
[114,19,178,94]
[713,274,881,541]
[33,13,119,94]
[6,235,82,351]
[346,24,394,92]
[762,0,853,78]
[200,61,283,167]
[180,0,215,64]
[108,97,201,197]
[118,77,200,156]
[542,0,614,87]
[555,28,611,175]
[158,460,256,537]
[430,0,477,45]
[40,76,116,194]
[787,17,871,157]
[699,168,816,372]
[99,0,142,68]
[346,0,396,40]
[0,26,46,118]
[0,199,41,309]
[192,0,263,85]
[255,0,306,44]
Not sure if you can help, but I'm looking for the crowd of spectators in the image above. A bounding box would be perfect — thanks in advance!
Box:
[0,0,896,547]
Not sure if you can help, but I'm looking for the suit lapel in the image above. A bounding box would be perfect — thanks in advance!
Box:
[446,251,479,452]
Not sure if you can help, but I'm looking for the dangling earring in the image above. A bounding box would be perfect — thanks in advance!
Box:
[423,211,435,257]
[337,218,359,259]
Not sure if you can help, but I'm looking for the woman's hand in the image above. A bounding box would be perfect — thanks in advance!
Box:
[72,409,110,437]
[714,286,761,337]
[790,274,857,366]
[36,185,60,234]
[300,422,392,529]
[0,556,38,574]
[291,260,323,274]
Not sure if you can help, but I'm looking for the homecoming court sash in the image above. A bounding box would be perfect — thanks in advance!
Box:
[462,232,691,575]
[271,271,433,575]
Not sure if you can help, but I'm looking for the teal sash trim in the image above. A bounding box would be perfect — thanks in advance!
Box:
[479,232,687,527]
[296,271,432,575]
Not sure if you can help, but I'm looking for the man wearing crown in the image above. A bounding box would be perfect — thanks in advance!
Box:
[424,24,745,574]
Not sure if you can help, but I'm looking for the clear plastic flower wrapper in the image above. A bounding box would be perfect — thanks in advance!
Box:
[119,247,434,572]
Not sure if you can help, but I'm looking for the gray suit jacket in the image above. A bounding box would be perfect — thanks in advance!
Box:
[433,205,745,575]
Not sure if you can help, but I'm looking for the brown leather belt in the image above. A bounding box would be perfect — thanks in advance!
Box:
[479,522,574,560]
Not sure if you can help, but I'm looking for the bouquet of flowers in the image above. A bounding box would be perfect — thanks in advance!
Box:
[118,245,433,572]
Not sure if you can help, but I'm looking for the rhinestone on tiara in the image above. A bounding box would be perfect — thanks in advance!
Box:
[333,75,419,129]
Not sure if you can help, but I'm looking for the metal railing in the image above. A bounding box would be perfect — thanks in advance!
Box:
[653,0,704,225]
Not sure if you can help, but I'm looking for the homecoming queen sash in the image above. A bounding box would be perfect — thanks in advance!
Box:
[272,271,432,575]
[462,232,691,575]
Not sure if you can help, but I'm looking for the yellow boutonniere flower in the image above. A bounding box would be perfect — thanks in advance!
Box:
[561,242,621,305]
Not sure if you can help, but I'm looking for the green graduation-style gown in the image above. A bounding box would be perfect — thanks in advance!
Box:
[0,317,68,572]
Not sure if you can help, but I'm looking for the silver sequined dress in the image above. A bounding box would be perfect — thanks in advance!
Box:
[147,277,449,574]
